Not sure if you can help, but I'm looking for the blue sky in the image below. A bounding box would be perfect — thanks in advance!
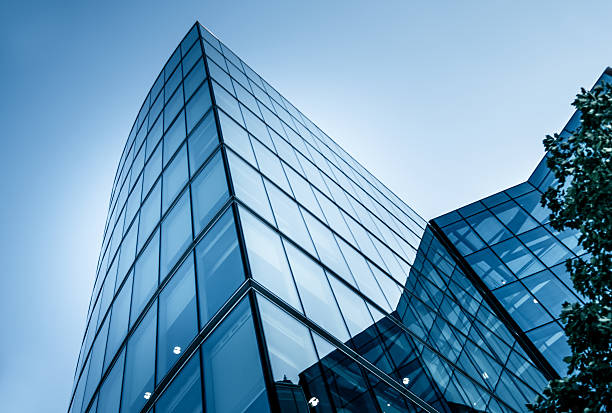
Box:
[1,1,611,411]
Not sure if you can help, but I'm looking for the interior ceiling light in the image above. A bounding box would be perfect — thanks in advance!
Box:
[308,397,319,407]
[173,346,181,355]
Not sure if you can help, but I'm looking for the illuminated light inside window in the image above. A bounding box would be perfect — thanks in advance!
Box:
[173,346,181,355]
[402,377,410,385]
[308,397,319,407]
[143,392,152,400]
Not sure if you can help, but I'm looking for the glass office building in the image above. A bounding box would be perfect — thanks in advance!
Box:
[68,23,607,412]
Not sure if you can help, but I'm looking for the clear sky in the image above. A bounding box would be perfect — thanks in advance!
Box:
[1,1,611,411]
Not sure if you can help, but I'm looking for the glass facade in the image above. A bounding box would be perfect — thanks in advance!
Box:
[433,69,612,378]
[69,22,609,413]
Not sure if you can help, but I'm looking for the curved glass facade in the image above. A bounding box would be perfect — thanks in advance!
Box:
[69,22,606,413]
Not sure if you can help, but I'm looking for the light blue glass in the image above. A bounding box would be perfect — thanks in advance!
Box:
[491,237,545,279]
[184,59,205,101]
[186,81,212,133]
[191,152,228,235]
[493,282,552,331]
[164,87,184,131]
[219,111,255,165]
[195,209,245,327]
[157,253,198,383]
[201,299,270,413]
[163,111,186,166]
[137,181,161,252]
[212,81,243,123]
[257,294,318,384]
[187,109,218,176]
[161,190,192,279]
[162,145,189,214]
[239,207,301,310]
[155,353,203,413]
[83,317,109,409]
[104,272,132,371]
[97,349,125,413]
[131,230,159,327]
[121,304,157,413]
[142,144,162,199]
[252,139,291,193]
[226,150,274,224]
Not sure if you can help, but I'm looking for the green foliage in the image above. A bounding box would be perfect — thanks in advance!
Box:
[528,82,612,412]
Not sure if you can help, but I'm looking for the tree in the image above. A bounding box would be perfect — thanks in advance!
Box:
[528,82,612,412]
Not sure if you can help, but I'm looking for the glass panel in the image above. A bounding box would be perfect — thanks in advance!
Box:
[493,282,552,331]
[252,139,291,193]
[83,317,109,408]
[239,207,301,310]
[212,81,243,123]
[465,248,514,289]
[163,111,186,166]
[104,273,132,371]
[265,182,315,256]
[186,82,212,133]
[328,276,374,338]
[195,209,245,327]
[515,191,551,223]
[162,145,189,214]
[258,294,318,384]
[285,243,350,342]
[522,270,578,318]
[442,220,485,255]
[191,152,228,235]
[466,211,512,245]
[184,59,205,100]
[97,350,125,413]
[219,110,255,165]
[121,304,156,413]
[164,87,184,131]
[157,253,198,383]
[131,230,159,327]
[137,181,161,252]
[226,150,274,224]
[491,201,538,234]
[519,227,573,267]
[187,110,218,176]
[155,353,203,413]
[142,143,162,198]
[491,238,544,279]
[202,299,270,413]
[160,190,192,279]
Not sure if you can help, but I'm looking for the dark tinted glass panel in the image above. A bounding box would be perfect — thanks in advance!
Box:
[155,353,203,413]
[131,230,159,326]
[97,350,125,413]
[104,273,132,371]
[161,190,192,278]
[187,110,218,175]
[186,82,212,133]
[162,145,188,213]
[201,299,270,413]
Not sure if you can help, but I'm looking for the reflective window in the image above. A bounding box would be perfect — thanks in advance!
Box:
[162,145,189,213]
[465,248,514,289]
[83,317,109,408]
[212,81,243,123]
[491,238,544,279]
[285,243,350,342]
[163,112,186,166]
[184,59,205,100]
[155,353,203,413]
[187,110,218,176]
[104,273,132,371]
[491,201,538,234]
[157,253,198,383]
[121,304,156,413]
[252,139,291,193]
[97,350,125,413]
[219,110,255,165]
[201,299,270,413]
[515,191,550,223]
[117,221,138,286]
[161,190,192,278]
[258,295,318,384]
[239,207,301,310]
[191,152,228,235]
[142,144,162,199]
[265,182,316,257]
[527,322,570,375]
[443,220,485,255]
[131,230,159,327]
[195,209,245,327]
[328,276,374,338]
[137,181,161,252]
[493,282,552,331]
[186,82,212,133]
[519,227,573,267]
[226,150,274,223]
[522,270,578,318]
[466,211,512,245]
[164,87,184,131]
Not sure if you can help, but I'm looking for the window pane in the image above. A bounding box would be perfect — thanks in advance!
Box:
[202,299,269,413]
[265,182,315,256]
[219,110,255,165]
[522,270,578,318]
[83,317,109,408]
[285,243,350,342]
[239,207,301,310]
[121,304,156,413]
[252,139,290,193]
[187,110,218,176]
[257,294,318,384]
[186,82,212,133]
[491,238,544,278]
[465,248,514,290]
[191,152,228,235]
[226,150,274,224]
[142,143,162,198]
[493,282,552,331]
[526,322,569,375]
[157,253,198,383]
[164,87,184,131]
[184,59,205,100]
[161,190,193,278]
[97,349,125,413]
[442,220,485,255]
[491,201,538,234]
[117,220,138,286]
[163,111,186,166]
[131,230,159,327]
[213,81,243,123]
[104,272,132,371]
[519,227,573,267]
[195,209,245,327]
[328,276,374,338]
[137,181,161,252]
[466,211,512,245]
[162,145,189,214]
[155,353,203,413]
